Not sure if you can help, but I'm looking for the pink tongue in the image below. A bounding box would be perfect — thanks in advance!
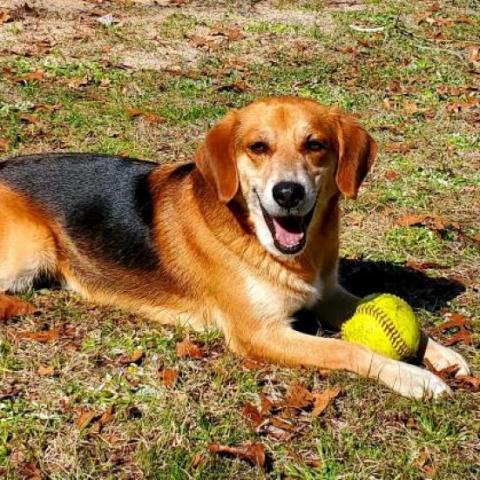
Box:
[272,218,304,247]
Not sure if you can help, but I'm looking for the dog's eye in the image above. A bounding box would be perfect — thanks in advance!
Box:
[249,141,269,154]
[305,139,327,151]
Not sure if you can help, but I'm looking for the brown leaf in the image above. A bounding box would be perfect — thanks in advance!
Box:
[468,45,480,64]
[208,442,266,467]
[396,214,428,227]
[118,348,144,365]
[159,368,178,387]
[142,112,164,124]
[443,329,473,346]
[37,365,54,376]
[242,358,268,370]
[15,329,60,343]
[90,405,114,434]
[191,453,205,468]
[403,100,419,115]
[259,393,274,415]
[226,27,245,41]
[0,384,22,400]
[284,383,313,409]
[0,11,12,24]
[75,409,98,430]
[125,106,142,117]
[312,386,341,417]
[242,402,263,427]
[384,143,415,154]
[0,137,10,152]
[15,70,45,83]
[176,337,205,359]
[453,375,480,392]
[384,170,400,181]
[17,461,42,480]
[19,114,40,125]
[405,259,445,271]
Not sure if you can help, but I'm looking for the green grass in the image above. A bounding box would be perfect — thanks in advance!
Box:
[0,1,479,478]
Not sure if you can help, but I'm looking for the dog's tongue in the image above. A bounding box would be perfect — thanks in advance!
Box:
[272,216,304,247]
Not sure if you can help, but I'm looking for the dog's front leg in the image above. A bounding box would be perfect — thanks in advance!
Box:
[232,324,451,399]
[312,284,360,331]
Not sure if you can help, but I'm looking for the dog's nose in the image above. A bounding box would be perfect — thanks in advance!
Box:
[272,182,305,209]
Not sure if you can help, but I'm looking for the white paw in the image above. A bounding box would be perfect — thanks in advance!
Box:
[425,339,471,377]
[382,361,452,400]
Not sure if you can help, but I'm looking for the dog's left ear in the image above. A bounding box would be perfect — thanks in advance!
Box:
[335,115,377,199]
[195,111,239,203]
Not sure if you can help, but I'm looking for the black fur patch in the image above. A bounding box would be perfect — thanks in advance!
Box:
[0,153,159,269]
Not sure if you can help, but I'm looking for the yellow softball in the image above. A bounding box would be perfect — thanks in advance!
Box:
[341,293,421,360]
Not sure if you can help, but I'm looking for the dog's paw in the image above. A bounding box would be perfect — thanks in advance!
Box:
[382,361,452,400]
[424,338,470,377]
[0,294,34,321]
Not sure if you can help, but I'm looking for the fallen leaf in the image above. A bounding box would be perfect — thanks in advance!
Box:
[17,461,42,480]
[242,358,268,370]
[259,417,295,441]
[405,259,445,271]
[118,348,144,365]
[395,214,460,233]
[0,384,22,400]
[90,406,114,434]
[259,393,274,415]
[142,112,164,124]
[242,402,263,427]
[443,329,473,346]
[208,442,266,467]
[15,70,45,83]
[312,386,341,417]
[384,170,400,181]
[384,143,415,154]
[19,114,39,125]
[0,11,11,24]
[191,453,205,468]
[0,137,10,152]
[284,383,313,409]
[15,329,60,343]
[425,361,480,392]
[403,100,419,115]
[226,26,245,41]
[453,375,480,392]
[176,337,205,359]
[467,45,480,65]
[75,409,98,430]
[159,368,178,387]
[125,106,142,117]
[37,365,54,376]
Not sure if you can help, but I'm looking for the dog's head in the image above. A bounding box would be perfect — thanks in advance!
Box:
[195,97,377,258]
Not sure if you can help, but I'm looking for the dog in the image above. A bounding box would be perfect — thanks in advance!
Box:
[0,96,470,398]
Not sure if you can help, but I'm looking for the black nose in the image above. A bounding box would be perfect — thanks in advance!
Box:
[272,182,306,209]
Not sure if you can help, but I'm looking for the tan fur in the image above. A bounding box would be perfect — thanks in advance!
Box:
[0,97,469,398]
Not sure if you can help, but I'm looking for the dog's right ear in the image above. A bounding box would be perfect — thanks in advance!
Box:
[195,111,239,203]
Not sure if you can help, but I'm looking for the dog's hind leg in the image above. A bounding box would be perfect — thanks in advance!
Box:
[0,186,57,320]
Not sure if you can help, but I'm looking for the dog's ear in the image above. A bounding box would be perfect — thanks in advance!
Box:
[335,114,377,199]
[195,111,239,203]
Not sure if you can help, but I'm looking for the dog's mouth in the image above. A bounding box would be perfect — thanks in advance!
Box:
[259,201,315,255]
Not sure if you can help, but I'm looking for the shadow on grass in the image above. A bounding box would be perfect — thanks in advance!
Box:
[338,258,465,312]
[292,258,465,335]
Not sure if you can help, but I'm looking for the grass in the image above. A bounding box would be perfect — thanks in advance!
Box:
[0,0,479,478]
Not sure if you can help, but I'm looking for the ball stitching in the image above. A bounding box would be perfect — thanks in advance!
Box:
[356,303,412,358]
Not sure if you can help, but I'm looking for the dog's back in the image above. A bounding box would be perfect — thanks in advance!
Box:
[0,154,158,269]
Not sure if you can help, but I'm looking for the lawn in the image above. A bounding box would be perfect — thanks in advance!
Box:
[0,0,479,478]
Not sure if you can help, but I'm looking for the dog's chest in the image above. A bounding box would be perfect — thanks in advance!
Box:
[243,270,319,320]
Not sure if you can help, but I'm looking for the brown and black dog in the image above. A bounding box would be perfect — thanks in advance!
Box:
[0,97,469,398]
